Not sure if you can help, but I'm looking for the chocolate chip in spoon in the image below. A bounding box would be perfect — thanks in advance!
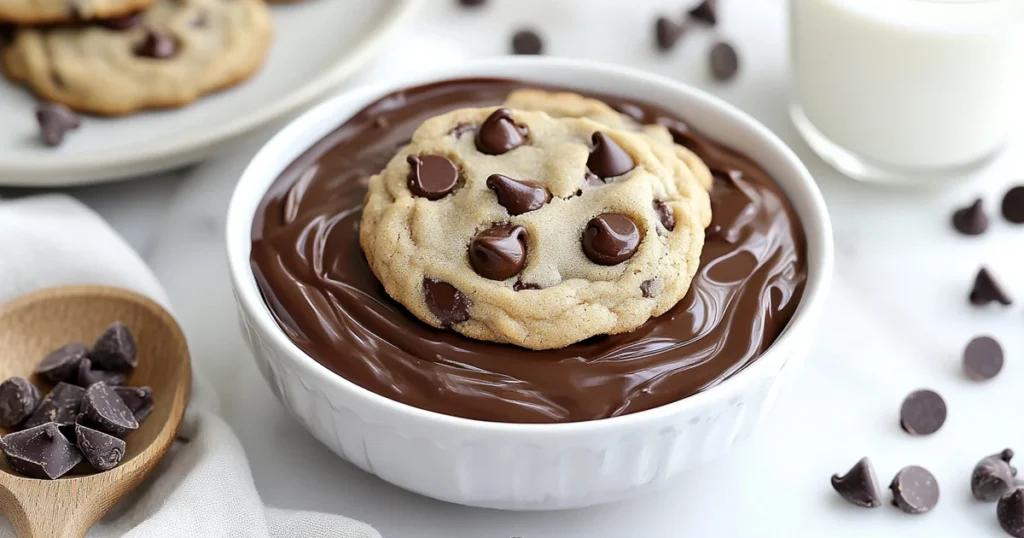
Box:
[0,423,82,480]
[831,457,883,508]
[77,358,126,387]
[34,342,88,384]
[79,381,138,437]
[90,321,138,371]
[24,382,85,429]
[113,386,154,423]
[75,424,126,471]
[0,377,40,428]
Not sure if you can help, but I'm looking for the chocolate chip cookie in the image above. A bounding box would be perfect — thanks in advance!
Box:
[360,102,712,350]
[1,0,273,116]
[0,0,157,24]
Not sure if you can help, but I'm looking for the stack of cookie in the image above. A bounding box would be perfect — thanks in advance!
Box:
[0,0,274,137]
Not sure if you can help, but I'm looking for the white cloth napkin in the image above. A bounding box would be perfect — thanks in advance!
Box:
[0,194,382,538]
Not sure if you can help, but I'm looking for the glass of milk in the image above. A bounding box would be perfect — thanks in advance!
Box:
[790,0,1023,183]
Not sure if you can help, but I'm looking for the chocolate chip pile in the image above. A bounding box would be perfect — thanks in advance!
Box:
[828,184,1024,534]
[0,322,154,479]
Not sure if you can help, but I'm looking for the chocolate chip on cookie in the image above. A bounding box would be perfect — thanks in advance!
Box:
[423,279,471,326]
[587,132,635,179]
[407,155,459,200]
[135,30,177,59]
[583,214,641,265]
[476,109,528,155]
[99,11,144,30]
[469,224,528,281]
[35,103,81,147]
[486,174,550,215]
[654,200,676,231]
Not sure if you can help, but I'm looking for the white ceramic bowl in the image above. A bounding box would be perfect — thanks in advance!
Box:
[225,57,834,511]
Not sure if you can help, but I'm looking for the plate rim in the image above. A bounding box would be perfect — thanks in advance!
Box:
[0,0,424,187]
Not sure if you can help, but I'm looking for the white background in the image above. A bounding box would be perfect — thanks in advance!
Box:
[6,0,1024,536]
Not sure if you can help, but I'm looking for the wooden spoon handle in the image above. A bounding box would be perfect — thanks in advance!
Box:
[0,482,95,538]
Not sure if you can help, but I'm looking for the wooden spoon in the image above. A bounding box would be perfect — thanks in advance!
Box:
[0,286,191,538]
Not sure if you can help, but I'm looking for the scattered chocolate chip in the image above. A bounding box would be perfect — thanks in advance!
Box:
[963,336,1004,381]
[98,11,144,30]
[35,102,81,147]
[654,200,676,231]
[513,280,541,291]
[1002,186,1024,224]
[587,132,635,179]
[458,0,486,6]
[135,30,178,59]
[77,359,126,387]
[486,174,550,215]
[0,423,82,480]
[79,382,138,437]
[34,342,88,384]
[900,389,946,436]
[612,103,646,123]
[583,214,641,266]
[890,466,939,514]
[469,224,528,281]
[1000,488,1024,537]
[952,198,989,235]
[710,42,740,82]
[91,322,138,371]
[406,155,459,200]
[75,423,126,471]
[831,457,883,508]
[24,383,85,429]
[423,279,471,326]
[450,122,475,138]
[687,0,718,25]
[970,267,1012,306]
[113,386,153,423]
[511,29,543,55]
[655,16,684,51]
[0,377,41,428]
[476,108,528,155]
[972,449,1016,502]
[640,279,657,298]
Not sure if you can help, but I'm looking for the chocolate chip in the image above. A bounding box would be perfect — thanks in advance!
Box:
[77,359,126,387]
[585,172,605,187]
[687,0,718,25]
[35,102,81,147]
[114,386,153,422]
[423,279,471,326]
[469,224,528,281]
[513,280,541,291]
[458,0,486,7]
[654,200,676,231]
[1002,186,1024,224]
[640,279,657,298]
[91,322,138,371]
[970,267,1012,306]
[0,423,82,480]
[657,117,703,153]
[583,214,641,266]
[612,103,646,123]
[407,155,459,200]
[831,457,882,508]
[587,132,635,179]
[511,29,543,55]
[963,336,1004,381]
[972,449,1016,502]
[0,377,40,428]
[710,42,740,82]
[98,11,144,30]
[79,382,138,437]
[476,108,527,155]
[900,389,946,436]
[135,30,178,59]
[890,466,939,514]
[450,123,475,138]
[75,423,126,471]
[34,342,88,384]
[952,198,989,235]
[24,382,85,429]
[486,174,550,215]
[655,16,684,51]
[1000,488,1024,537]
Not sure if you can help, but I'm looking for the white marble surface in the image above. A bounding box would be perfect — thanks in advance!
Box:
[12,0,1024,536]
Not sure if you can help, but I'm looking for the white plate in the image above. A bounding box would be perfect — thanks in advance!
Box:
[0,0,422,187]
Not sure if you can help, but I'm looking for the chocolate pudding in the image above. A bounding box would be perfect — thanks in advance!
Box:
[250,78,808,423]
